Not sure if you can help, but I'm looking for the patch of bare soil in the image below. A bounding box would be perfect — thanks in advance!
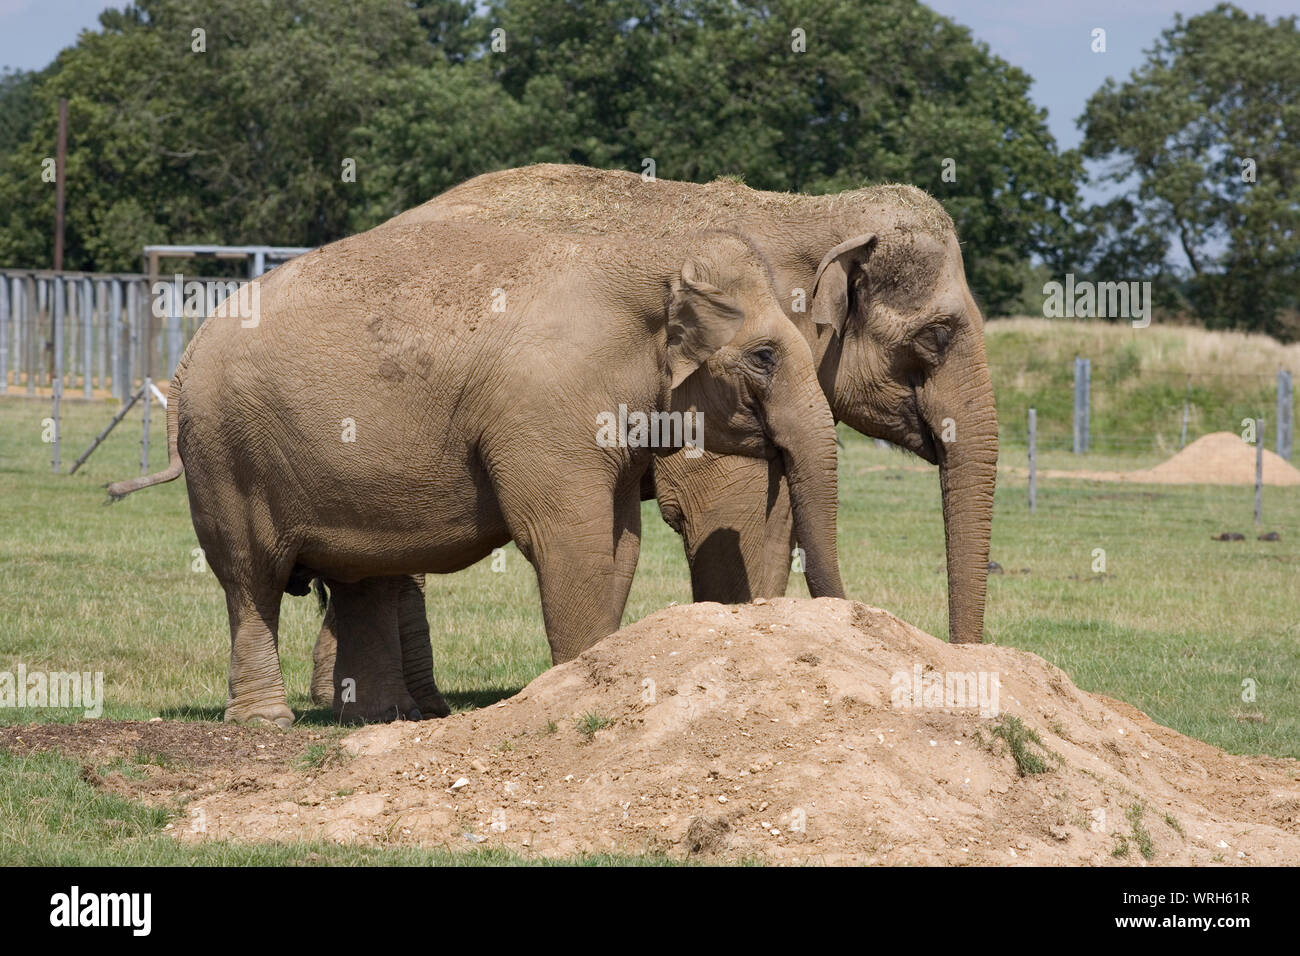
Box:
[1036,432,1300,486]
[172,600,1300,865]
[0,720,327,807]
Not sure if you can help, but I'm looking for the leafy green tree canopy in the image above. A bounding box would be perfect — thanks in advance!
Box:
[0,0,1077,316]
[1079,3,1300,339]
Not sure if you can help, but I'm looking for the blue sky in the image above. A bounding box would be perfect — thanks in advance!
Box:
[3,0,1295,157]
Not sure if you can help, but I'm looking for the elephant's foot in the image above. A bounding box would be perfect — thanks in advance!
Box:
[411,686,451,719]
[335,691,421,723]
[310,675,334,708]
[333,686,422,725]
[225,700,295,730]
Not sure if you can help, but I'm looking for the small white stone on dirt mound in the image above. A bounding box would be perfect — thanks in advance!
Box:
[342,724,405,756]
[346,793,385,818]
[448,777,469,791]
[324,819,361,843]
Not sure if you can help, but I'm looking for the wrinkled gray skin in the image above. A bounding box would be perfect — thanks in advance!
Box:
[312,164,999,711]
[110,222,843,726]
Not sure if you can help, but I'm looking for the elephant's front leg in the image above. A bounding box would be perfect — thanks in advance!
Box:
[395,574,451,717]
[308,574,448,717]
[515,500,625,665]
[328,576,421,724]
[655,450,794,603]
[609,480,643,626]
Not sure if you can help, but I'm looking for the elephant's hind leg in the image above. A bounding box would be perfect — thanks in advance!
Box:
[309,593,338,707]
[397,575,451,717]
[328,577,421,724]
[223,585,295,729]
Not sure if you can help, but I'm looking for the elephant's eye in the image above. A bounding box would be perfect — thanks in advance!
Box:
[747,347,777,373]
[914,321,953,362]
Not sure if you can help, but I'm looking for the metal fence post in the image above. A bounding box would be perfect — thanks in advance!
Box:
[141,375,151,474]
[0,275,8,395]
[1028,407,1037,514]
[1278,370,1293,462]
[82,276,93,399]
[1073,356,1090,454]
[27,277,39,394]
[10,277,21,393]
[52,278,65,472]
[95,280,107,392]
[1255,418,1265,525]
[109,279,122,400]
[126,279,139,395]
[167,274,182,377]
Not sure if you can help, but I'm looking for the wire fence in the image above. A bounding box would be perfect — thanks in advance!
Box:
[1001,360,1293,462]
[1012,360,1297,529]
[0,269,232,400]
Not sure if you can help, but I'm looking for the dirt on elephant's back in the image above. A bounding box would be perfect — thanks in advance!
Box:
[180,599,1300,865]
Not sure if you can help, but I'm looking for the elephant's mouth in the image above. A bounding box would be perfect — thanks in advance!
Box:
[908,386,942,465]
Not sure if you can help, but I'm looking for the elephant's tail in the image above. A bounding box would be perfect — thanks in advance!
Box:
[105,298,229,502]
[105,370,184,501]
[312,577,329,613]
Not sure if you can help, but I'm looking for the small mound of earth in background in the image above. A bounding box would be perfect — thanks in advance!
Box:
[176,599,1300,865]
[1041,432,1300,486]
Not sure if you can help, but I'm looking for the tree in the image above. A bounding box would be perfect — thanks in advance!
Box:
[481,0,1080,314]
[0,0,1081,309]
[1079,3,1300,339]
[351,60,541,225]
[0,0,434,271]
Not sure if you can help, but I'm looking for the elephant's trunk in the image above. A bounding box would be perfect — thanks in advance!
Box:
[765,372,845,600]
[924,332,999,643]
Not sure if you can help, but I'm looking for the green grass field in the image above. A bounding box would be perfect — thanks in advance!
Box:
[1,318,1297,863]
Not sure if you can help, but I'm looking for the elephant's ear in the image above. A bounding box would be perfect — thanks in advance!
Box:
[666,258,746,388]
[810,233,877,333]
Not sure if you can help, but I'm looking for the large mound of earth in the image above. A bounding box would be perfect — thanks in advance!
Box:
[176,599,1300,865]
[1043,432,1300,486]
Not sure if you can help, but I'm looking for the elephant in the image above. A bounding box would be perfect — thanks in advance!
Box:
[108,222,844,726]
[309,163,997,704]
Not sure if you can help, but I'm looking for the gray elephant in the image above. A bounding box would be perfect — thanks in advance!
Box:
[412,165,998,644]
[109,223,843,726]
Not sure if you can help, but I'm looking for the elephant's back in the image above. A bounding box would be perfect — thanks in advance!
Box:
[385,163,830,241]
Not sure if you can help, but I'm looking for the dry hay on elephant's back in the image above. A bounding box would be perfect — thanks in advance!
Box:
[179,599,1300,865]
[397,163,955,242]
[1039,432,1300,486]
